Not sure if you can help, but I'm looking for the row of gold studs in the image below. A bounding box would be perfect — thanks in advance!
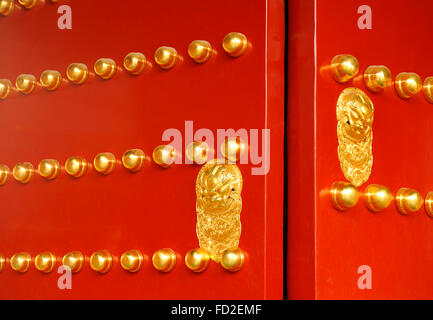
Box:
[330,54,433,103]
[0,0,58,16]
[0,138,247,184]
[330,181,433,216]
[0,247,245,274]
[0,32,248,100]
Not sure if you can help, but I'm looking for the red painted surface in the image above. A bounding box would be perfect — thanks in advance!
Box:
[0,0,284,299]
[288,0,433,299]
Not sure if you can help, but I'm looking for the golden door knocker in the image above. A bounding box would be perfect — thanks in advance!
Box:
[337,87,374,187]
[195,159,243,262]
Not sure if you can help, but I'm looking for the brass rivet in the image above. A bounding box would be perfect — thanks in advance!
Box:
[330,54,359,83]
[13,162,34,184]
[35,252,56,273]
[363,65,392,93]
[425,192,433,218]
[11,252,31,273]
[186,141,209,165]
[152,248,176,273]
[18,0,37,9]
[395,188,423,215]
[221,137,247,162]
[40,70,62,91]
[152,145,176,168]
[220,248,245,272]
[395,72,422,99]
[0,0,14,16]
[154,47,178,69]
[66,63,88,85]
[330,181,359,211]
[38,159,60,180]
[65,156,87,178]
[0,254,5,272]
[185,248,210,273]
[62,251,84,273]
[16,74,37,95]
[94,58,117,80]
[222,32,248,57]
[94,152,116,175]
[423,76,433,104]
[0,79,12,100]
[124,52,146,75]
[363,184,393,212]
[188,40,212,63]
[120,250,144,273]
[122,149,146,172]
[0,164,10,185]
[90,250,113,274]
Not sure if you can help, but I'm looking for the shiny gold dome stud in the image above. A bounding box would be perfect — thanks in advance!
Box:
[220,248,245,272]
[154,46,178,70]
[0,79,12,100]
[16,74,37,95]
[40,70,62,91]
[363,65,392,93]
[363,184,393,212]
[423,76,433,104]
[152,248,176,273]
[425,192,433,218]
[221,137,247,162]
[188,40,213,63]
[186,141,209,165]
[94,58,117,80]
[330,181,359,211]
[65,156,87,178]
[395,72,422,99]
[120,249,144,273]
[124,52,146,75]
[0,254,4,272]
[13,162,34,184]
[0,0,14,16]
[94,152,116,175]
[395,188,423,215]
[152,145,176,168]
[0,164,9,185]
[18,0,37,9]
[11,252,31,273]
[223,32,248,57]
[90,250,113,274]
[35,252,56,273]
[62,251,84,273]
[122,149,146,172]
[185,248,210,273]
[330,54,359,83]
[38,159,60,180]
[66,63,88,85]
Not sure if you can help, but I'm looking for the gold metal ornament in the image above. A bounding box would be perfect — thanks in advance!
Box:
[40,70,62,91]
[395,188,423,215]
[196,159,243,262]
[90,250,113,274]
[423,76,433,104]
[363,65,392,93]
[11,252,31,273]
[38,159,60,180]
[124,52,146,75]
[220,248,245,272]
[94,58,117,80]
[93,152,116,175]
[363,184,393,212]
[395,72,422,99]
[152,248,176,273]
[330,54,359,83]
[186,141,209,165]
[18,0,37,9]
[122,149,146,172]
[62,251,84,273]
[0,164,9,185]
[188,40,212,63]
[0,79,12,100]
[221,137,247,162]
[223,32,248,57]
[185,248,210,272]
[16,74,37,95]
[35,252,56,273]
[13,162,34,184]
[120,250,144,273]
[330,181,359,211]
[66,63,88,85]
[425,192,433,218]
[0,0,14,16]
[65,156,87,178]
[337,87,374,187]
[0,254,4,272]
[152,145,176,168]
[154,46,178,69]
